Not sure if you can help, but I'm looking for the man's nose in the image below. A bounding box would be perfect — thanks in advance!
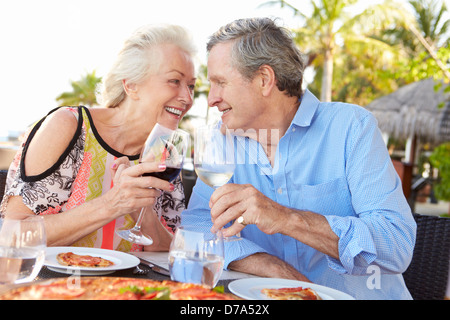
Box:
[207,86,222,107]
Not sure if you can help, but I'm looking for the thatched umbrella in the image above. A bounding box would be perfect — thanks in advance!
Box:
[366,78,450,145]
[366,78,450,205]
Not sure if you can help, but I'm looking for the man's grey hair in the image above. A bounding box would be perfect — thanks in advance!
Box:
[207,17,306,99]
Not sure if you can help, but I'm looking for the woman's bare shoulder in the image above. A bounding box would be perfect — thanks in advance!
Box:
[24,107,80,176]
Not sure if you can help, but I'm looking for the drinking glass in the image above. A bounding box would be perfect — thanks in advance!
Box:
[169,226,224,288]
[194,123,235,188]
[0,216,47,285]
[116,123,190,245]
[194,123,241,240]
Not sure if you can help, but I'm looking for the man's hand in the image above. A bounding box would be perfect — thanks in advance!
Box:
[209,183,340,259]
[209,183,289,237]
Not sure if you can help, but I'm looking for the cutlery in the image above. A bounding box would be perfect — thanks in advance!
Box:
[137,258,170,276]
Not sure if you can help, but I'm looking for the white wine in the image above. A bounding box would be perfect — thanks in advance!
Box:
[195,166,233,188]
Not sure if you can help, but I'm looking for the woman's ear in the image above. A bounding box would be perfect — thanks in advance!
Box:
[122,79,139,100]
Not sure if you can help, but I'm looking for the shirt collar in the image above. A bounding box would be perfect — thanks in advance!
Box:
[234,89,320,176]
[292,89,320,128]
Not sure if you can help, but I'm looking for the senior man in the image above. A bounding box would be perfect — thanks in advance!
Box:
[182,17,416,300]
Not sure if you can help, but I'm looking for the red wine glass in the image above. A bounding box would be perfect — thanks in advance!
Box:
[116,123,190,245]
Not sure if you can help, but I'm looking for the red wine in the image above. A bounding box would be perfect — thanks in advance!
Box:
[142,166,181,182]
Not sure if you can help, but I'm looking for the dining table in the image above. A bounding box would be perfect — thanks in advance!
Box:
[32,248,253,297]
[1,250,355,303]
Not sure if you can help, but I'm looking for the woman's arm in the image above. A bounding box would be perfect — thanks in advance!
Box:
[3,109,172,246]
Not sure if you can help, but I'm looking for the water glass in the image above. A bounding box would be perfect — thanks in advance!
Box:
[169,226,224,288]
[0,216,47,285]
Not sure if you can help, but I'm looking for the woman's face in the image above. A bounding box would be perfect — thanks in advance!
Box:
[134,44,196,130]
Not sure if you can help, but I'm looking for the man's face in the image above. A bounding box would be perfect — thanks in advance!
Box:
[207,41,268,134]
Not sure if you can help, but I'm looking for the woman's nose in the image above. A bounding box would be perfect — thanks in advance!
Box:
[178,85,194,105]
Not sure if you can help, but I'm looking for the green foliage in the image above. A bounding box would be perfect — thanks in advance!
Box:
[429,142,450,201]
[194,64,209,100]
[388,46,450,84]
[263,0,450,105]
[56,70,102,107]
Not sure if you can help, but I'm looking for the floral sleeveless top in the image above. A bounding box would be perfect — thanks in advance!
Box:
[0,106,185,252]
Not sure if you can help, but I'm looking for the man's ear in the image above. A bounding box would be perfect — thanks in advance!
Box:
[122,79,139,100]
[258,65,276,97]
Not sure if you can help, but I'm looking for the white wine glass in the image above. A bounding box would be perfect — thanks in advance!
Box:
[194,123,235,188]
[194,122,241,241]
[116,123,190,245]
[169,226,224,288]
[0,216,47,285]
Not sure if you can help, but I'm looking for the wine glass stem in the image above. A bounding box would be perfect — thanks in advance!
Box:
[133,207,147,231]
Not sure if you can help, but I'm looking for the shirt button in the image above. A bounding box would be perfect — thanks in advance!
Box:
[277,188,283,194]
[292,128,296,132]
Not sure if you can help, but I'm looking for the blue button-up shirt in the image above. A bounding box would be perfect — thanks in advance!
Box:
[182,90,416,300]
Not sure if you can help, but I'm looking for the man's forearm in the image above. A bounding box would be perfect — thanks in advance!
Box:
[228,252,310,282]
[280,208,340,260]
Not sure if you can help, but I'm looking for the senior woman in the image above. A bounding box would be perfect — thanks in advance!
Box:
[0,24,197,252]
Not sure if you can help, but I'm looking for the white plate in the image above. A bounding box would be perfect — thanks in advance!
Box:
[45,247,139,275]
[229,278,355,300]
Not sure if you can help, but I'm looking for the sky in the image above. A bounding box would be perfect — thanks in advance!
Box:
[0,0,446,137]
[0,0,299,136]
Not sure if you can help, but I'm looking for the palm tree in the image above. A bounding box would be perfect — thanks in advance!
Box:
[409,0,449,49]
[263,0,359,101]
[373,0,450,82]
[56,70,102,107]
[407,0,450,79]
[262,0,422,101]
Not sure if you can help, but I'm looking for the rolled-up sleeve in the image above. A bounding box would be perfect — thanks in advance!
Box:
[325,211,416,275]
[325,215,377,274]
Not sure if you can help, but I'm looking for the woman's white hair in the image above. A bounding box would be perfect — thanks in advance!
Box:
[99,24,197,108]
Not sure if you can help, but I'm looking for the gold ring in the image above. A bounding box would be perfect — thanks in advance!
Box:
[237,216,247,226]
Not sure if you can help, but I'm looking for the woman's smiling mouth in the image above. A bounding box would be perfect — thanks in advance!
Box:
[165,107,183,116]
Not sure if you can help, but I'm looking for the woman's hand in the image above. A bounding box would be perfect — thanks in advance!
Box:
[104,157,174,219]
[110,157,175,251]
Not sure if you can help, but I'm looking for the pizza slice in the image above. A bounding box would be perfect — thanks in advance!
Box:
[56,252,114,268]
[261,286,322,300]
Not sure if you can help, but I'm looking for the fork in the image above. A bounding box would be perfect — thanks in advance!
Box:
[133,264,149,275]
